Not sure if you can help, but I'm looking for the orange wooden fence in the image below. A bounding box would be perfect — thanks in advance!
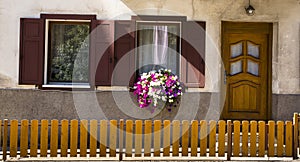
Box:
[1,113,299,161]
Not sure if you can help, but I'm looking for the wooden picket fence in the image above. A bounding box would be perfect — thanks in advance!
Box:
[0,113,299,161]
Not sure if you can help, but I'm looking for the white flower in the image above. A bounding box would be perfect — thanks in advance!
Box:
[169,99,173,103]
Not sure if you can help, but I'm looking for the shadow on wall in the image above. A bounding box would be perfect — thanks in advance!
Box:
[0,73,15,88]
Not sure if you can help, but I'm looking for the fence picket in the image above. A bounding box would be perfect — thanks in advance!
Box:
[119,120,124,161]
[100,120,108,157]
[233,121,240,157]
[182,120,189,156]
[200,120,207,156]
[209,120,216,157]
[144,120,152,157]
[293,113,299,159]
[125,120,133,157]
[110,120,117,157]
[70,120,78,157]
[218,120,226,157]
[10,120,18,157]
[154,120,161,157]
[298,113,300,156]
[89,120,98,157]
[172,120,180,156]
[227,120,232,160]
[250,121,257,157]
[20,120,29,157]
[0,120,1,155]
[134,120,142,157]
[191,120,198,156]
[242,121,249,157]
[277,121,284,157]
[30,120,38,157]
[50,120,59,157]
[163,120,171,157]
[60,120,69,157]
[40,120,49,157]
[285,121,293,156]
[3,120,8,161]
[80,120,88,157]
[268,121,275,157]
[258,121,265,157]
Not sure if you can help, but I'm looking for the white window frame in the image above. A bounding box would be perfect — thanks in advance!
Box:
[43,19,91,88]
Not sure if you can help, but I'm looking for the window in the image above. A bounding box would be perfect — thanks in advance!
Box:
[19,14,96,89]
[46,21,90,86]
[136,22,180,76]
[19,14,205,89]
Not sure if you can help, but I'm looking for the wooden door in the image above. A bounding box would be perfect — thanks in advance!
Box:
[221,22,272,120]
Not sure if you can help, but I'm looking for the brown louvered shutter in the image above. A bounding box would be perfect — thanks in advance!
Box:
[114,20,135,86]
[181,21,205,88]
[91,20,114,86]
[19,18,44,85]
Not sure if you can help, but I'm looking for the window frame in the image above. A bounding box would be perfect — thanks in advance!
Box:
[40,14,96,89]
[43,19,91,88]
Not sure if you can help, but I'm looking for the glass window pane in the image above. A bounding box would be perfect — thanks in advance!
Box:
[230,60,243,75]
[230,42,243,58]
[48,22,89,83]
[247,60,259,76]
[137,23,179,76]
[248,42,259,58]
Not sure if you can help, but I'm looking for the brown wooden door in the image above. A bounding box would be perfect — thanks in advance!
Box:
[221,22,272,120]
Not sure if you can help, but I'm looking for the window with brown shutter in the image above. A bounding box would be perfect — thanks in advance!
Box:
[19,14,96,89]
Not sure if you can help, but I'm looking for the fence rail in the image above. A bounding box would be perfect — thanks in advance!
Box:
[1,113,300,161]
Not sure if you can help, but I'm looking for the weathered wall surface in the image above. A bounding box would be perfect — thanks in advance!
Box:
[0,0,299,120]
[0,89,298,121]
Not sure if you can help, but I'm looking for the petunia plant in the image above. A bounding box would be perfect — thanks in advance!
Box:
[133,69,183,112]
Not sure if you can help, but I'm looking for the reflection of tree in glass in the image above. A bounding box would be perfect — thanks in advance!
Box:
[49,23,89,82]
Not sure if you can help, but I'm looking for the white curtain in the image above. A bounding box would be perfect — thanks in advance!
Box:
[153,26,168,67]
[138,24,178,75]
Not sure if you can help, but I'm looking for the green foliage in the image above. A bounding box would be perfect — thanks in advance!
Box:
[49,23,89,82]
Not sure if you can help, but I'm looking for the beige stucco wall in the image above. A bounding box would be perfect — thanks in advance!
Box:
[0,0,299,94]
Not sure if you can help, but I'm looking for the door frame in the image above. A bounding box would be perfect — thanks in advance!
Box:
[221,21,273,120]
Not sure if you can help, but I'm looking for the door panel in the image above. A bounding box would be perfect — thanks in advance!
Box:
[222,22,272,120]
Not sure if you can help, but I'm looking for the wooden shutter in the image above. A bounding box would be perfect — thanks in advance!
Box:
[114,20,135,86]
[91,20,114,86]
[181,21,205,88]
[19,18,44,85]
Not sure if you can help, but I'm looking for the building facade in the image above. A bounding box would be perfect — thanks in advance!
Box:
[0,0,299,121]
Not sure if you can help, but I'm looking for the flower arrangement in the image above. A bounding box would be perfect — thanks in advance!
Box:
[133,69,183,112]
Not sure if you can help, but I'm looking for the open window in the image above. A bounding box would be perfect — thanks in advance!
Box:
[136,22,180,76]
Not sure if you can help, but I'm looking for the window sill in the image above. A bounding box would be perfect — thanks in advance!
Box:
[96,86,129,91]
[42,84,91,89]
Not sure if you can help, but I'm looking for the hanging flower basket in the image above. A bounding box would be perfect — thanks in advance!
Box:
[133,69,183,112]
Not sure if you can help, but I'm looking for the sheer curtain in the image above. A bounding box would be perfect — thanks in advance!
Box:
[138,24,178,75]
[153,26,168,68]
